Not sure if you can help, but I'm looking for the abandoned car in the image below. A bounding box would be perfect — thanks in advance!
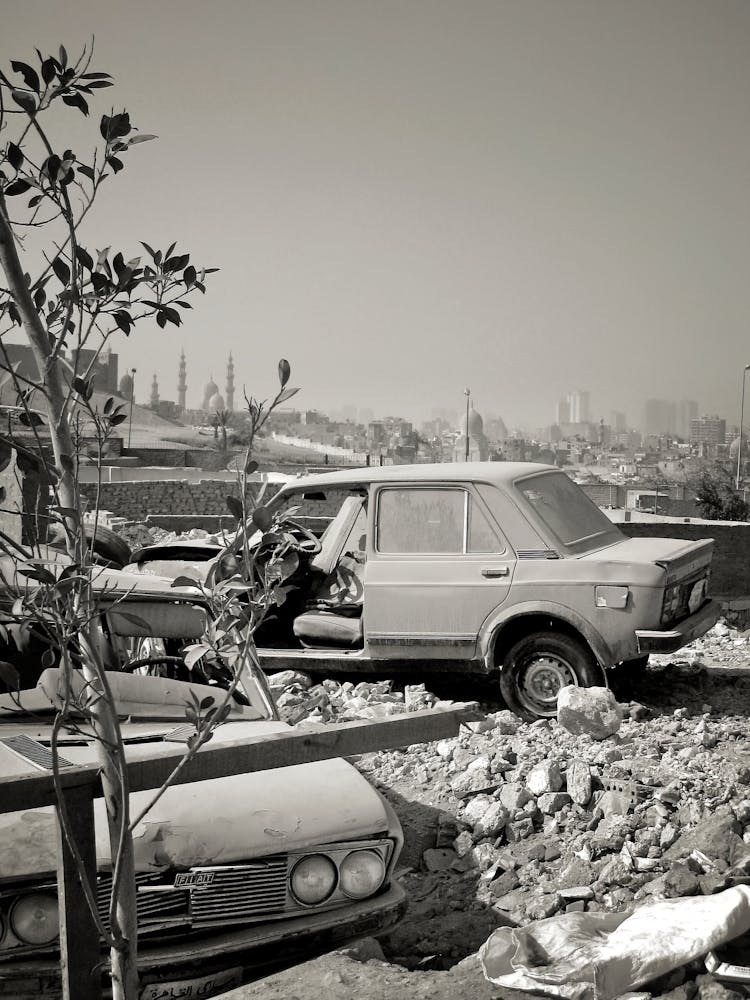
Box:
[126,462,720,721]
[0,572,406,999]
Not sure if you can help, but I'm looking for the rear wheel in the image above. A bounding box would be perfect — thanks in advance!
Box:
[499,631,601,721]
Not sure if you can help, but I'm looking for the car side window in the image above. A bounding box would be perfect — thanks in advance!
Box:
[376,488,502,554]
[377,488,464,553]
[467,496,500,552]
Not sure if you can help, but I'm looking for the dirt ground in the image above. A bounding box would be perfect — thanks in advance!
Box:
[228,619,750,1000]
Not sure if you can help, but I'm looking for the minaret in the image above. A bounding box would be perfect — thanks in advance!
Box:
[150,373,160,409]
[177,349,187,412]
[225,352,235,413]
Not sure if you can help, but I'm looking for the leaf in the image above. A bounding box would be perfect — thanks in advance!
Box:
[113,310,132,334]
[199,696,215,711]
[226,495,244,520]
[278,358,291,387]
[276,386,300,404]
[62,92,89,116]
[127,133,157,144]
[107,155,124,173]
[164,253,190,274]
[184,644,210,670]
[71,376,88,397]
[11,61,40,93]
[11,89,36,114]
[7,143,24,171]
[156,310,167,329]
[252,506,273,532]
[109,412,128,425]
[140,241,157,259]
[244,458,259,474]
[183,265,196,287]
[28,194,43,208]
[0,660,20,691]
[116,611,152,630]
[41,648,56,668]
[3,179,31,196]
[75,246,94,271]
[33,287,46,310]
[77,163,95,181]
[52,257,70,286]
[7,302,21,326]
[59,45,68,68]
[85,79,114,90]
[170,575,202,589]
[41,57,58,85]
[162,306,181,326]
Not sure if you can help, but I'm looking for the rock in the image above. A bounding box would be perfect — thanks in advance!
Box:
[566,760,593,806]
[663,809,742,864]
[695,973,745,1000]
[537,792,571,815]
[463,795,495,828]
[559,885,595,902]
[453,831,474,857]
[525,893,563,920]
[489,869,521,898]
[526,761,564,796]
[557,686,622,740]
[465,799,509,838]
[506,818,534,841]
[267,669,313,690]
[471,842,497,871]
[336,937,386,962]
[497,782,533,812]
[492,710,521,735]
[664,863,701,897]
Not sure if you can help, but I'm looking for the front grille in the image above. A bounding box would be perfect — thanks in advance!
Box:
[190,859,288,924]
[0,735,74,771]
[95,857,288,930]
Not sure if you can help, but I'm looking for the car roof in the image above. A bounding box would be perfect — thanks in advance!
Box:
[279,461,559,492]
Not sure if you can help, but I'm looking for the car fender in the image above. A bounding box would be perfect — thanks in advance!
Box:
[479,600,613,671]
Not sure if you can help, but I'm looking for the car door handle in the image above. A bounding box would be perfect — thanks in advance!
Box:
[481,567,509,578]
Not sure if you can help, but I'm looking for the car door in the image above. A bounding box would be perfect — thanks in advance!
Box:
[364,482,516,661]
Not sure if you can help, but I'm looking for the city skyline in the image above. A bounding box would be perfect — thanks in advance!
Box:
[4,2,750,431]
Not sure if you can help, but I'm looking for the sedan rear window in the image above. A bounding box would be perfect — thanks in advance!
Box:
[515,472,622,553]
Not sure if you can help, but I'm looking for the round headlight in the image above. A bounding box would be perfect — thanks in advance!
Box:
[339,850,386,899]
[290,854,337,906]
[10,892,59,945]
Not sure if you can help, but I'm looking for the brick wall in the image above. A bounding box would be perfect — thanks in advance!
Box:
[619,521,750,597]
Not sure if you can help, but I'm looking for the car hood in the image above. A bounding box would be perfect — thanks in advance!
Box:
[0,718,392,881]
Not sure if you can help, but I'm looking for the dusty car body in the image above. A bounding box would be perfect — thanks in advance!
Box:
[126,462,720,720]
[0,574,405,999]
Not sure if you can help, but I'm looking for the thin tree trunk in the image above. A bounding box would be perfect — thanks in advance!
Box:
[0,192,139,1000]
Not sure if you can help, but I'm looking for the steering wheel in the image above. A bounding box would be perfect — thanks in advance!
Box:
[278,518,322,556]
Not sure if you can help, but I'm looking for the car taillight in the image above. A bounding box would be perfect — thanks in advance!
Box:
[661,583,681,624]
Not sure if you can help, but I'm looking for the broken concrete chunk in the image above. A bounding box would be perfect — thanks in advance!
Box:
[566,759,593,806]
[537,792,571,815]
[557,685,622,740]
[526,761,564,796]
[497,781,533,812]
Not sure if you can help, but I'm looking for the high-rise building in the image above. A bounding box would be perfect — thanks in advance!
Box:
[567,390,590,424]
[690,415,726,447]
[676,399,698,440]
[555,397,570,425]
[609,410,626,433]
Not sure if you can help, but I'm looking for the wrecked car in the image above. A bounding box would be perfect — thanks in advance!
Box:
[126,462,720,721]
[0,572,406,999]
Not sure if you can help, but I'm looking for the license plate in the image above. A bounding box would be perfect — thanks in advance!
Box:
[688,578,707,614]
[139,966,242,1000]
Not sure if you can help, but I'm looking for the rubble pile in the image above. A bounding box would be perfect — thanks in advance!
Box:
[267,621,750,993]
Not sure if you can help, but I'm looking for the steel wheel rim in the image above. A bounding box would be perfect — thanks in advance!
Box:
[517,652,578,717]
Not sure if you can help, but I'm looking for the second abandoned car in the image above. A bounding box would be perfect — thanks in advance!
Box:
[0,571,406,999]
[128,462,720,720]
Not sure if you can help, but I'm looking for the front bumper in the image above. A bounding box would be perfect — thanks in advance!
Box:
[0,882,407,999]
[634,598,721,655]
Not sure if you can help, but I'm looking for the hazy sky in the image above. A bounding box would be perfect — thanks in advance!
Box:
[3,1,750,430]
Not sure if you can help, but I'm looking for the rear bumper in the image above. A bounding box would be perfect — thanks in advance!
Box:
[634,598,721,655]
[0,883,407,999]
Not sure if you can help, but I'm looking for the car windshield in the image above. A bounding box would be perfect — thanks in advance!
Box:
[515,471,622,554]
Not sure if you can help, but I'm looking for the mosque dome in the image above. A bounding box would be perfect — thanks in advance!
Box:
[208,392,225,411]
[204,378,219,398]
[467,407,484,437]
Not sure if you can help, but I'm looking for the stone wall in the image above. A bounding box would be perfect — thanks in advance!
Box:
[79,479,284,523]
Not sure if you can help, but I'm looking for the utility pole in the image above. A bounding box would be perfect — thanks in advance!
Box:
[127,367,136,449]
[464,388,471,461]
[736,364,750,491]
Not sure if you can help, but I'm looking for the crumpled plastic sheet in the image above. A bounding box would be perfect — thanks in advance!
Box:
[479,885,750,1000]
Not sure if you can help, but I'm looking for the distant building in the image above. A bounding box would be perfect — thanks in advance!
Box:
[676,399,698,439]
[690,415,726,447]
[643,398,675,436]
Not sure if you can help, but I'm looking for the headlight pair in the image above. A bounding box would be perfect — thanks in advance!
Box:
[290,849,386,906]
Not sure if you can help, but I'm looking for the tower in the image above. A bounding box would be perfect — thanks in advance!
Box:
[177,349,187,412]
[226,353,235,413]
[150,373,159,409]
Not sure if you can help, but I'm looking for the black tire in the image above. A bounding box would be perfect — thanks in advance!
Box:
[48,523,132,568]
[499,631,602,722]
